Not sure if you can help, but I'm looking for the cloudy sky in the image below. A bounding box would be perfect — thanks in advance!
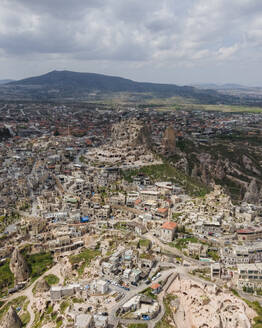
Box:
[0,0,262,85]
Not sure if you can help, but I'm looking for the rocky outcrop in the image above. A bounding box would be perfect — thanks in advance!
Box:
[200,164,210,185]
[243,179,260,204]
[174,157,189,174]
[214,159,226,180]
[171,143,262,204]
[169,277,255,328]
[242,155,261,176]
[0,307,22,328]
[9,248,30,284]
[163,126,176,155]
[34,278,50,293]
[111,119,144,147]
[242,155,253,171]
[136,125,152,149]
[191,164,198,178]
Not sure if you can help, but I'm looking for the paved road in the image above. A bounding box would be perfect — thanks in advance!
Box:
[1,263,63,327]
[108,269,177,327]
[237,289,262,305]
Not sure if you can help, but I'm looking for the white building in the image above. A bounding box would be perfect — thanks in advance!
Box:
[237,263,262,289]
[75,314,93,328]
[93,314,108,328]
[90,279,109,294]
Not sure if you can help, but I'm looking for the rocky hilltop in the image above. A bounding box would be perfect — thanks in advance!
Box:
[107,118,262,204]
[10,248,30,284]
[0,307,22,328]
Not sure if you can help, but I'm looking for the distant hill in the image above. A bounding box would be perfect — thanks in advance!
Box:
[4,70,240,104]
[193,83,251,90]
[0,79,14,85]
[8,70,208,94]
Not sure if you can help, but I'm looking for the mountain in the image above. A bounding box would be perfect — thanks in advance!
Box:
[8,70,208,94]
[193,83,248,90]
[0,79,14,85]
[4,70,239,104]
[193,83,262,101]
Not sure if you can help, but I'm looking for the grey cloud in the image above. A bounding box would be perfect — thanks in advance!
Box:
[0,0,261,85]
[8,0,105,19]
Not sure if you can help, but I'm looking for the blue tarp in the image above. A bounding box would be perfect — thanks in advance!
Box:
[80,216,89,223]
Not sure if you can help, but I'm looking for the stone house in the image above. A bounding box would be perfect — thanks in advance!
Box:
[160,221,177,242]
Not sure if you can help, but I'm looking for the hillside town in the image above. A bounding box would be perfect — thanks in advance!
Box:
[0,103,262,328]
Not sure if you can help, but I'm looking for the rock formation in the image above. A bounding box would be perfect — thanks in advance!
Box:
[0,307,22,328]
[243,179,260,204]
[171,142,262,204]
[169,276,255,328]
[214,159,226,180]
[111,119,144,147]
[136,125,152,149]
[163,126,176,155]
[9,248,30,284]
[34,278,50,293]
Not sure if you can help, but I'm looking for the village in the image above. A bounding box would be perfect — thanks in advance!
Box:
[0,104,262,328]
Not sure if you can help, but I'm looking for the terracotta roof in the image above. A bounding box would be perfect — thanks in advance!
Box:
[151,283,161,289]
[157,208,168,214]
[237,229,255,234]
[162,221,177,230]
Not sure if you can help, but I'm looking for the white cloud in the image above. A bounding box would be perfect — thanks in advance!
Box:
[0,0,261,84]
[217,44,240,60]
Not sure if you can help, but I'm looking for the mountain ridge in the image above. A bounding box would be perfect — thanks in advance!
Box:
[192,83,256,90]
[5,70,238,104]
[0,79,14,85]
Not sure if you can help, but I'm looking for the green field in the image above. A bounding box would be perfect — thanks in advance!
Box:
[0,260,14,297]
[169,237,200,250]
[44,274,59,285]
[25,252,53,281]
[139,96,262,113]
[69,248,101,275]
[138,239,151,248]
[153,103,262,113]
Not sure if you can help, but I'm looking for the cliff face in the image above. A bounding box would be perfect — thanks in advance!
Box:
[0,307,22,328]
[9,248,30,284]
[169,138,262,204]
[243,179,260,204]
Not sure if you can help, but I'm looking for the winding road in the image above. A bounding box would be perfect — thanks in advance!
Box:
[1,263,63,327]
[108,269,177,327]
